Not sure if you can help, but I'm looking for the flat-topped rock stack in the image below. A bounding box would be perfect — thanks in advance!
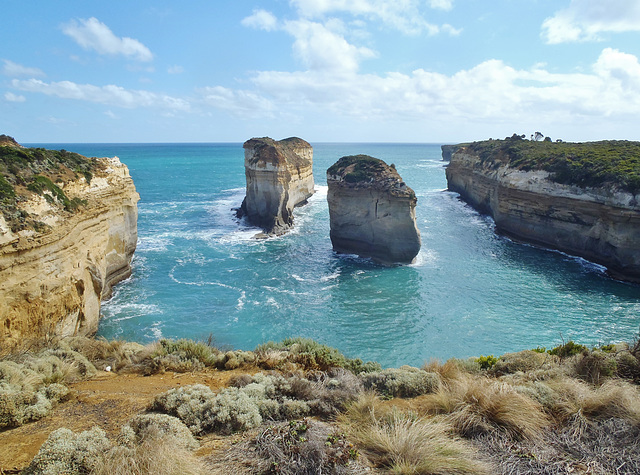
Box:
[327,155,421,264]
[238,137,314,236]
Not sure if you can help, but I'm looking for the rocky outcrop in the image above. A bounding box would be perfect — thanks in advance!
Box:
[0,149,139,350]
[327,155,421,264]
[237,137,314,235]
[441,144,463,162]
[445,144,640,282]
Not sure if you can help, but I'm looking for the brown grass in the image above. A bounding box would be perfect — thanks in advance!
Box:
[93,430,206,475]
[339,394,490,474]
[418,374,550,441]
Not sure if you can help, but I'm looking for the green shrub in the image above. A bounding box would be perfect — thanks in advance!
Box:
[23,427,112,474]
[0,346,92,429]
[255,337,380,372]
[0,174,14,201]
[151,384,262,435]
[548,341,587,358]
[490,350,548,375]
[467,139,640,194]
[120,414,198,450]
[153,370,364,434]
[26,418,205,475]
[360,366,440,398]
[475,355,498,370]
[245,419,361,474]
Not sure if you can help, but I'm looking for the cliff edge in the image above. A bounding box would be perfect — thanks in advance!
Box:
[0,137,139,350]
[327,155,421,264]
[237,137,314,235]
[445,136,640,282]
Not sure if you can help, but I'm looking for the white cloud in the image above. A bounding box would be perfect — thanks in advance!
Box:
[11,79,189,111]
[241,9,279,31]
[4,92,26,102]
[289,0,457,35]
[62,17,153,61]
[283,19,376,72]
[1,60,45,78]
[199,86,275,118]
[202,47,640,133]
[542,0,640,44]
[429,0,453,11]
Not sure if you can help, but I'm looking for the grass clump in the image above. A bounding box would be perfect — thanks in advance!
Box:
[0,345,97,428]
[417,371,550,441]
[340,395,490,474]
[360,366,440,398]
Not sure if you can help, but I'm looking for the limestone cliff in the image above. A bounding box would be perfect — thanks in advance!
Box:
[445,138,640,282]
[441,144,464,162]
[327,155,421,264]
[237,137,314,235]
[0,140,139,350]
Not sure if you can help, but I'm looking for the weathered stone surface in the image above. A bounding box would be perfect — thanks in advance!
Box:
[238,137,314,235]
[445,146,640,282]
[441,144,462,162]
[327,155,421,264]
[0,156,139,349]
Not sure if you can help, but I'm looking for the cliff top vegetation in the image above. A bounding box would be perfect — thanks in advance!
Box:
[3,335,640,473]
[0,136,101,233]
[465,135,640,194]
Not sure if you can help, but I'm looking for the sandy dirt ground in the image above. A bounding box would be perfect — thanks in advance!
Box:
[0,368,252,472]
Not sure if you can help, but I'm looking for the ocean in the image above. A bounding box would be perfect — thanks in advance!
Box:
[29,142,640,368]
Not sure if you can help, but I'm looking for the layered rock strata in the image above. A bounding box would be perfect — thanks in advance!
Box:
[445,144,640,282]
[237,137,314,235]
[0,152,139,349]
[327,155,421,264]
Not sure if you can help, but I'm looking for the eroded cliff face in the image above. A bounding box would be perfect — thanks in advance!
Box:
[327,155,421,264]
[0,155,139,349]
[446,147,640,282]
[238,137,314,235]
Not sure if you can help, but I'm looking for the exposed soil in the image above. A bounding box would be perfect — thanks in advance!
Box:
[0,368,254,472]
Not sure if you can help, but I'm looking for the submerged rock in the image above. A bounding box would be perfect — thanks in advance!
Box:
[326,155,421,264]
[237,137,314,235]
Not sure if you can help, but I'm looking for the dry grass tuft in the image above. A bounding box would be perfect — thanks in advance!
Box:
[545,378,640,428]
[339,394,490,474]
[94,431,207,475]
[419,375,550,441]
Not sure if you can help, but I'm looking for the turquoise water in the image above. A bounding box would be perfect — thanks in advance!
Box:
[30,143,640,368]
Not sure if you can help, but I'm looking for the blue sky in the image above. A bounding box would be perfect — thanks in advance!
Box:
[2,0,640,143]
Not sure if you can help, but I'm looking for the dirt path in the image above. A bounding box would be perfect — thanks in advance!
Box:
[0,368,249,472]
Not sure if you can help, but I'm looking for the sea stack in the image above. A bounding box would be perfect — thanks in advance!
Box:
[0,136,139,350]
[238,137,314,235]
[327,155,421,264]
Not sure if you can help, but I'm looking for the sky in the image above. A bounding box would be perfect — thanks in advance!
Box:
[2,0,640,143]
